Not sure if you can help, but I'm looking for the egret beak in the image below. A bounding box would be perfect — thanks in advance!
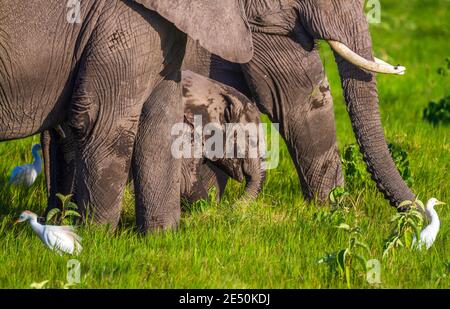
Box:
[13,219,20,225]
[435,201,446,206]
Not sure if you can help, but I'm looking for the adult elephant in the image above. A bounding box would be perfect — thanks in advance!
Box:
[184,0,416,206]
[0,0,253,232]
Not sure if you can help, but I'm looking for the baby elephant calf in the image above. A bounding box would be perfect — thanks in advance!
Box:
[180,70,265,203]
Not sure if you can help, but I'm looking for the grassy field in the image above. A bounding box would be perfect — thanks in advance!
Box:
[0,0,449,288]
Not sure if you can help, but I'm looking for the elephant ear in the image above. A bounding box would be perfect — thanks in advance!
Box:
[133,0,254,63]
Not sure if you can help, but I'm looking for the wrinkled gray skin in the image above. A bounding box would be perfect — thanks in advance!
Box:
[184,0,416,207]
[0,0,254,232]
[42,71,265,210]
[180,71,265,203]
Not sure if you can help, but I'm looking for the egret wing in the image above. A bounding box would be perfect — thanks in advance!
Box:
[9,166,25,183]
[57,226,83,254]
[419,226,436,250]
[43,225,82,255]
[9,165,37,186]
[59,225,83,243]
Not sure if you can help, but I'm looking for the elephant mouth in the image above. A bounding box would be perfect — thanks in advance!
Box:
[327,40,406,75]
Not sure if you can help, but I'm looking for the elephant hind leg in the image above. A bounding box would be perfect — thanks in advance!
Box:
[41,125,77,215]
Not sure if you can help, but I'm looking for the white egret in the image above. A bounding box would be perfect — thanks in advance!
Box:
[9,144,42,187]
[413,198,446,250]
[15,211,82,255]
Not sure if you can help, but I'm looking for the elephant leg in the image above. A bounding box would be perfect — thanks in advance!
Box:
[71,102,139,227]
[41,130,56,210]
[284,77,344,201]
[69,62,142,229]
[185,161,228,203]
[202,162,228,201]
[132,78,183,232]
[41,125,77,214]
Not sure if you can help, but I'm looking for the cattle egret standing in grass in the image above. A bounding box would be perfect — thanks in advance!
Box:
[412,198,446,250]
[9,144,42,187]
[15,211,82,255]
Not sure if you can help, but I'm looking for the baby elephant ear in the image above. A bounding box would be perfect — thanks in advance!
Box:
[133,0,254,63]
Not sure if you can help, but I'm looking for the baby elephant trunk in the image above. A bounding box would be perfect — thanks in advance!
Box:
[239,158,266,203]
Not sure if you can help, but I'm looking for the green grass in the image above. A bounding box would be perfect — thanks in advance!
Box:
[0,0,449,288]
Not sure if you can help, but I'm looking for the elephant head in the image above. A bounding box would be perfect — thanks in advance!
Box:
[132,0,253,63]
[297,0,415,205]
[215,90,266,201]
[182,70,266,202]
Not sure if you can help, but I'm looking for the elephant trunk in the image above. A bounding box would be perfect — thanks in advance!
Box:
[239,158,265,203]
[331,31,415,207]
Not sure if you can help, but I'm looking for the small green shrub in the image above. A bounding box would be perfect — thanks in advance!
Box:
[423,96,450,126]
[341,143,414,189]
[341,144,367,190]
[46,194,81,225]
[328,187,350,207]
[383,199,424,258]
[436,57,450,76]
[318,224,371,288]
[314,187,352,225]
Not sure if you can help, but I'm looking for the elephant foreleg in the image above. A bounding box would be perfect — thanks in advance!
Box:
[284,77,344,201]
[69,62,141,229]
[182,161,229,203]
[200,162,228,201]
[71,112,139,228]
[132,78,183,232]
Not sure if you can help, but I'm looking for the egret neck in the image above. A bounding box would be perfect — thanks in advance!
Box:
[426,205,440,241]
[28,214,44,238]
[32,145,42,175]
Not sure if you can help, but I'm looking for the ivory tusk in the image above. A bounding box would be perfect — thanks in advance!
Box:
[328,40,406,75]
